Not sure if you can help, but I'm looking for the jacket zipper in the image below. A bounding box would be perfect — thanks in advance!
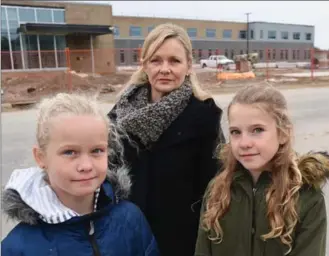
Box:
[251,187,257,256]
[88,221,101,256]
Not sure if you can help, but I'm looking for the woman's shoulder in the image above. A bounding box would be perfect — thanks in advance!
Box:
[190,95,221,110]
[188,95,223,121]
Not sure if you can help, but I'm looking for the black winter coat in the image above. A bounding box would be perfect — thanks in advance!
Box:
[108,95,225,256]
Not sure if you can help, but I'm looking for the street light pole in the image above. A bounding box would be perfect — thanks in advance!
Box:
[245,12,251,55]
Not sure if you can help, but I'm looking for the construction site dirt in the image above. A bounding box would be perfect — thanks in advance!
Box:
[2,68,329,108]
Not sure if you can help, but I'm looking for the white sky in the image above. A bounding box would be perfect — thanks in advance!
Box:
[61,1,329,49]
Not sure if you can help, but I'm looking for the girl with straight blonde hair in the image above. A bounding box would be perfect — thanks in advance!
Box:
[2,93,159,256]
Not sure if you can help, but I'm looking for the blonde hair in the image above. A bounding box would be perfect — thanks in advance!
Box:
[35,93,127,169]
[203,84,303,254]
[36,93,108,150]
[121,23,210,101]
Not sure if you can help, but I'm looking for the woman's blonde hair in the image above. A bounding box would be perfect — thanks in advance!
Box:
[202,84,303,254]
[121,23,211,101]
[35,93,127,169]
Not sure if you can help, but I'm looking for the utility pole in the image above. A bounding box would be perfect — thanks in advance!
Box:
[245,12,251,55]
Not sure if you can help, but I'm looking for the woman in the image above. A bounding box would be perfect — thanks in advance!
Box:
[108,23,225,256]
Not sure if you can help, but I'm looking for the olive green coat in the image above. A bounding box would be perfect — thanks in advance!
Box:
[195,152,329,256]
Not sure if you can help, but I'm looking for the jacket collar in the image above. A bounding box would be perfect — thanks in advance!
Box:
[232,164,272,197]
[2,165,131,225]
[232,151,329,192]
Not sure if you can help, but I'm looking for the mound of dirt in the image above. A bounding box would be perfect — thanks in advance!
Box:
[1,70,132,104]
[2,69,220,104]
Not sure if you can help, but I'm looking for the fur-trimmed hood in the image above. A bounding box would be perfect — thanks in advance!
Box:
[298,151,329,189]
[2,166,131,225]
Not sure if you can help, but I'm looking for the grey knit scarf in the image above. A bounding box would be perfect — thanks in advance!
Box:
[114,82,193,147]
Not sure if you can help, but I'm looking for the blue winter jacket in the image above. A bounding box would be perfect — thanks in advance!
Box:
[1,167,159,256]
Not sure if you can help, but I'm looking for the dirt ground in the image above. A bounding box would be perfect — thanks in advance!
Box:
[1,68,329,106]
[1,70,129,104]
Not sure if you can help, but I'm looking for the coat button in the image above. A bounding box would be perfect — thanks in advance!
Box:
[177,132,182,135]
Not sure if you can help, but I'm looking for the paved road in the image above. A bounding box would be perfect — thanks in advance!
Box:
[2,87,329,252]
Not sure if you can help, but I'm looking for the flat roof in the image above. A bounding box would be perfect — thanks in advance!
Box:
[250,21,314,28]
[112,15,314,27]
[18,23,114,35]
[113,15,245,24]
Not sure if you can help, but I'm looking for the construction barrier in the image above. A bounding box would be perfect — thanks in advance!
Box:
[263,48,329,81]
[217,71,255,81]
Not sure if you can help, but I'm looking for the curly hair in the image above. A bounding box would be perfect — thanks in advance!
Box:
[202,84,303,254]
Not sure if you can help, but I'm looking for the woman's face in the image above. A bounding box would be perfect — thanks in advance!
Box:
[143,38,191,102]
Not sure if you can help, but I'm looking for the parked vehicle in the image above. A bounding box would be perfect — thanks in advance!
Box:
[200,55,234,69]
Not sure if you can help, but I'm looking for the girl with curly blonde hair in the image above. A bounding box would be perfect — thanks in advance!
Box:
[195,84,329,256]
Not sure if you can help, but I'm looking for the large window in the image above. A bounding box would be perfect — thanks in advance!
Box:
[239,30,247,39]
[206,29,216,38]
[55,35,66,68]
[114,26,120,36]
[53,9,65,23]
[187,28,197,38]
[39,35,55,68]
[129,26,142,37]
[19,8,35,22]
[223,29,232,39]
[293,32,300,40]
[1,7,11,69]
[305,33,312,41]
[268,30,277,39]
[1,5,66,70]
[132,49,139,63]
[281,31,289,40]
[36,9,52,23]
[119,49,125,64]
[7,7,18,21]
[22,35,39,69]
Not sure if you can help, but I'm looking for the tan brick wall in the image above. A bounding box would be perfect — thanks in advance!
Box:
[2,0,115,73]
[65,4,112,26]
[64,3,115,73]
[113,16,247,40]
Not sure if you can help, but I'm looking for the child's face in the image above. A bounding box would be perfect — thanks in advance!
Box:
[35,115,108,201]
[228,103,282,175]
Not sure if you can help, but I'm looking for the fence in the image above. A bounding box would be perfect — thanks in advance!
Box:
[262,48,329,81]
[1,47,328,95]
